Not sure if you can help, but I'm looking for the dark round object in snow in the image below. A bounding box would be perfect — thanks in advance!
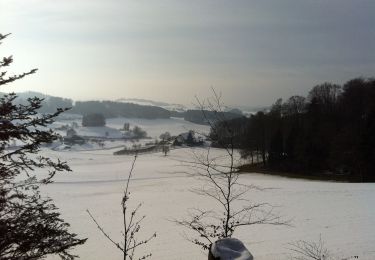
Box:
[208,238,253,260]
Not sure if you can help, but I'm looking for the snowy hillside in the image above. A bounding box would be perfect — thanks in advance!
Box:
[52,116,210,139]
[116,98,187,112]
[106,117,210,138]
[75,126,123,139]
[40,147,375,260]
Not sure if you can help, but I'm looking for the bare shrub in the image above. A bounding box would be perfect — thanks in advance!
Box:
[87,155,156,260]
[288,236,358,260]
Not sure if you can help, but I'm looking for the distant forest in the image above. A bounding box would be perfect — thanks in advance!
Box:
[70,101,242,122]
[70,101,170,119]
[1,91,243,123]
[211,78,375,182]
[0,92,171,119]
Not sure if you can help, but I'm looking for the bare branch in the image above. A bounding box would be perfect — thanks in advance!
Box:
[86,209,124,252]
[87,155,155,260]
[176,90,288,250]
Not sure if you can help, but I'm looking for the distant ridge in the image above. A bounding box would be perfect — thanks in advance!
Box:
[70,100,171,119]
[1,91,261,123]
[116,98,187,112]
[116,98,171,107]
[0,91,73,114]
[0,91,170,119]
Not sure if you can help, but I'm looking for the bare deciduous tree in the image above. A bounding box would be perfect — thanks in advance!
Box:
[87,155,156,260]
[175,91,288,250]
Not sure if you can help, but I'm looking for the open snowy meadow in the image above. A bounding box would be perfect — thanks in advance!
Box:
[40,144,375,260]
[31,116,375,259]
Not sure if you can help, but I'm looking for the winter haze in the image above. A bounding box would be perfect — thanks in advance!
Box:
[1,0,374,106]
[2,1,375,260]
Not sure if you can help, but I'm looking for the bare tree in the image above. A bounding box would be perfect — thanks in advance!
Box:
[289,236,332,260]
[159,132,171,142]
[87,155,156,260]
[175,90,288,250]
[288,236,358,260]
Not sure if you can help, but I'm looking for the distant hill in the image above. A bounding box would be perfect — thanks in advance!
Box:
[184,109,244,125]
[116,98,187,112]
[0,91,73,114]
[70,100,171,119]
[1,91,258,122]
[0,92,170,119]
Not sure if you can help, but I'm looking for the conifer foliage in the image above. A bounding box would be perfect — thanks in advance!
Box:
[0,33,86,259]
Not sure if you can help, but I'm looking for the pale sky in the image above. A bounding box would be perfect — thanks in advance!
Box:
[1,0,374,106]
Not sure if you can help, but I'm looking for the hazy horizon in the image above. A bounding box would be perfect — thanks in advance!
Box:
[1,0,374,107]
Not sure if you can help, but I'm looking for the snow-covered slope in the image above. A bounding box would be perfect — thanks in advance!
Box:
[40,147,375,260]
[116,98,187,112]
[75,126,123,139]
[50,116,210,145]
[105,117,210,138]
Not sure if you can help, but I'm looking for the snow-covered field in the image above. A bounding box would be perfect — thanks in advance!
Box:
[53,115,210,139]
[51,116,210,151]
[40,146,375,260]
[105,117,210,138]
[37,115,375,259]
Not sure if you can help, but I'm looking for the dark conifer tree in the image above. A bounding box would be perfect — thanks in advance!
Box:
[0,33,86,259]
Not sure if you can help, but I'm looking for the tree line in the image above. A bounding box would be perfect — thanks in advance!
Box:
[0,91,73,114]
[211,78,375,182]
[71,100,171,119]
[1,91,247,123]
[183,109,243,125]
